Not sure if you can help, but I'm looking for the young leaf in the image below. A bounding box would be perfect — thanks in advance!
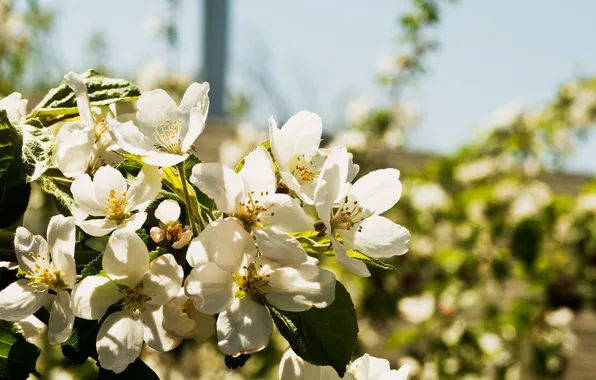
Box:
[29,69,141,125]
[97,358,159,380]
[292,232,396,270]
[268,281,358,377]
[0,320,40,380]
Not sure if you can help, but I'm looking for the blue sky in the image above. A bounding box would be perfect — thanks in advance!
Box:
[44,0,596,173]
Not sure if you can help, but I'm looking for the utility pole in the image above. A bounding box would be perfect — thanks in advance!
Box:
[202,0,229,119]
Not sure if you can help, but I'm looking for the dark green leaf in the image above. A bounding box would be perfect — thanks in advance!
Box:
[511,218,542,272]
[30,69,140,125]
[224,354,251,369]
[36,173,74,216]
[81,253,103,278]
[0,111,18,183]
[0,183,30,230]
[268,281,358,377]
[20,123,52,182]
[97,358,159,380]
[0,320,40,380]
[62,306,116,364]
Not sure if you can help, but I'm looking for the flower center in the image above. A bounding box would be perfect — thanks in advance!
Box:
[166,223,184,243]
[104,189,129,224]
[24,252,66,291]
[120,284,150,316]
[94,118,108,141]
[291,154,320,185]
[153,119,183,154]
[331,196,366,232]
[236,191,273,230]
[233,263,270,298]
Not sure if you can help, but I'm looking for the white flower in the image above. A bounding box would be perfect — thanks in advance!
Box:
[269,111,358,205]
[184,254,336,357]
[314,159,410,277]
[346,97,372,126]
[478,333,503,356]
[454,157,496,184]
[150,199,193,249]
[0,215,76,345]
[398,293,435,324]
[190,146,313,267]
[333,130,367,151]
[162,288,215,342]
[109,82,210,167]
[279,349,410,380]
[71,230,183,373]
[408,183,450,212]
[0,92,27,125]
[70,164,162,236]
[545,308,574,328]
[53,72,120,178]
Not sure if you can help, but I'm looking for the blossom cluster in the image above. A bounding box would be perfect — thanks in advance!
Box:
[0,72,410,377]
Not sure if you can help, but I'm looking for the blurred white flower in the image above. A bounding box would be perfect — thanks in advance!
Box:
[442,321,465,346]
[376,54,397,78]
[398,293,435,324]
[391,101,420,130]
[509,182,552,222]
[552,128,575,154]
[409,183,450,212]
[480,101,523,131]
[0,92,27,125]
[570,88,596,126]
[143,15,163,37]
[345,97,371,126]
[382,128,404,149]
[454,157,495,184]
[577,193,596,212]
[479,333,503,356]
[136,60,166,92]
[333,130,367,151]
[545,308,574,328]
[219,122,268,168]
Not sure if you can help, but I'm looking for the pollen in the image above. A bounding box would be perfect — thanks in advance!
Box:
[237,191,272,230]
[166,223,184,242]
[24,258,66,290]
[152,119,183,154]
[120,284,150,316]
[233,263,270,298]
[291,153,320,185]
[332,196,366,231]
[104,189,129,224]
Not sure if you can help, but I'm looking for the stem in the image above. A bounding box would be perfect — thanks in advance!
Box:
[176,163,200,236]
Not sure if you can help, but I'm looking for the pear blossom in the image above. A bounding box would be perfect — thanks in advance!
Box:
[185,252,336,357]
[109,82,210,167]
[53,72,120,178]
[0,92,27,125]
[70,164,162,236]
[190,146,313,267]
[150,199,193,249]
[0,215,76,345]
[314,159,410,277]
[71,230,183,373]
[162,288,215,342]
[398,293,435,324]
[279,349,410,380]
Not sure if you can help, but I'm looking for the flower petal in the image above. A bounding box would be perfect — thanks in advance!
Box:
[181,107,208,152]
[71,275,122,320]
[0,92,27,125]
[253,227,308,266]
[260,194,313,232]
[142,305,181,352]
[154,199,181,225]
[270,111,322,169]
[314,161,342,230]
[53,121,94,178]
[186,218,253,271]
[96,311,144,374]
[142,254,183,305]
[142,151,188,167]
[71,174,105,217]
[378,365,410,380]
[93,166,127,208]
[172,230,193,249]
[265,264,336,312]
[339,216,410,259]
[126,165,162,211]
[330,235,370,277]
[117,212,148,233]
[78,218,118,237]
[238,146,276,196]
[150,227,166,243]
[48,290,75,344]
[190,163,244,214]
[184,263,234,314]
[108,119,156,156]
[348,168,402,215]
[64,72,95,128]
[14,227,49,273]
[136,89,181,135]
[278,349,342,380]
[103,230,150,288]
[0,280,46,321]
[216,297,272,356]
[348,354,391,380]
[47,215,76,259]
[178,82,210,115]
[162,292,196,337]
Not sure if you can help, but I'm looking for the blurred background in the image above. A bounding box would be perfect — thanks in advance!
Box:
[4,0,596,379]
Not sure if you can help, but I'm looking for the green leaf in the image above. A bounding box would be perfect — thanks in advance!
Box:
[0,183,30,230]
[62,306,116,364]
[149,247,167,261]
[97,358,159,380]
[292,232,396,270]
[20,123,52,182]
[29,69,140,125]
[0,320,40,380]
[0,111,18,183]
[81,253,103,278]
[37,173,74,216]
[268,281,358,377]
[511,218,543,272]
